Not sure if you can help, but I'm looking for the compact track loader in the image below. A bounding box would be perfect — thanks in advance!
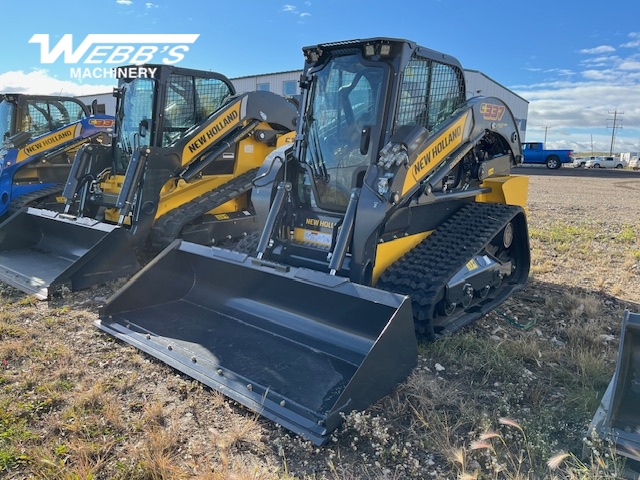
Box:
[0,65,296,298]
[587,311,640,477]
[0,94,113,217]
[98,39,531,444]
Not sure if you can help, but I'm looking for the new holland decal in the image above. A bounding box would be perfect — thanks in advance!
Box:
[401,112,468,195]
[16,123,82,163]
[182,102,241,163]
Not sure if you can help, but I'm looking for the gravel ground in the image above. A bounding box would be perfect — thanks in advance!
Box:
[524,168,640,304]
[524,168,640,224]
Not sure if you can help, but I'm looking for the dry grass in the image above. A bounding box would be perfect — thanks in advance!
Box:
[0,173,639,479]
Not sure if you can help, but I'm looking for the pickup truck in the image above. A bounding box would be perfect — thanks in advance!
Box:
[521,142,573,169]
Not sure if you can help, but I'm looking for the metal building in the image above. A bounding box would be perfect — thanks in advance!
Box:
[232,69,529,139]
[464,69,528,138]
[76,92,117,116]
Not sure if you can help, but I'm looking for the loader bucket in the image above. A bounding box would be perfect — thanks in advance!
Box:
[0,208,139,298]
[98,241,418,445]
[586,311,640,469]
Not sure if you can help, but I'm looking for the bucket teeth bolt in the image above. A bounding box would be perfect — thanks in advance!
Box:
[146,334,151,340]
[279,400,286,407]
[247,384,253,391]
[191,356,197,363]
[217,369,223,375]
[167,345,173,351]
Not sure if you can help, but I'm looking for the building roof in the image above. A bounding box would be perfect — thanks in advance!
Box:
[231,69,301,81]
[464,69,529,104]
[231,68,528,104]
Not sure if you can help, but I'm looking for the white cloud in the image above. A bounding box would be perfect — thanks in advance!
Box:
[579,45,616,54]
[620,32,640,48]
[282,4,311,19]
[116,0,133,4]
[514,80,640,151]
[580,69,617,81]
[0,70,114,96]
[515,32,640,151]
[545,68,575,76]
[145,2,158,7]
[579,55,620,67]
[618,60,640,71]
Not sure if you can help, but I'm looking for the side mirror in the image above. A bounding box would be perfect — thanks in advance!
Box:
[138,119,149,138]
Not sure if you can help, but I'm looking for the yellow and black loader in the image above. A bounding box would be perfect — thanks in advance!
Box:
[98,39,531,444]
[0,65,296,298]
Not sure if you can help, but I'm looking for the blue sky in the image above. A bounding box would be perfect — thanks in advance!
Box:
[1,0,639,153]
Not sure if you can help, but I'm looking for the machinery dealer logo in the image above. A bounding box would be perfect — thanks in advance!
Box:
[29,34,200,79]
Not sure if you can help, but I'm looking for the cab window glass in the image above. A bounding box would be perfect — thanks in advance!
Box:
[162,74,233,146]
[20,99,86,137]
[395,57,465,133]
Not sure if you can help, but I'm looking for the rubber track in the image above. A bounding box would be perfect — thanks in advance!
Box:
[7,183,65,215]
[234,231,259,254]
[149,168,259,250]
[377,202,524,339]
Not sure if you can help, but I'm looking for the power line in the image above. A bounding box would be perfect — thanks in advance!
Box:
[533,126,556,147]
[606,110,623,155]
[541,126,550,146]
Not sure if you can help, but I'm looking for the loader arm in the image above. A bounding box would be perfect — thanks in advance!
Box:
[0,114,114,218]
[95,90,297,239]
[350,96,524,286]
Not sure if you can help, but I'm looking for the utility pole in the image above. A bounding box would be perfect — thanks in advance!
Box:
[591,134,594,155]
[606,110,623,155]
[542,126,550,146]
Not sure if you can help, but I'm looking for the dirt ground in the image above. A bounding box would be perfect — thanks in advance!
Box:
[1,167,639,479]
[523,167,640,303]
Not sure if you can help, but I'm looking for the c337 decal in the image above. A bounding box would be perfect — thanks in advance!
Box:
[480,103,506,121]
[88,118,115,128]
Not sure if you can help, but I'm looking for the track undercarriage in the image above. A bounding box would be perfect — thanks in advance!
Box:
[377,202,530,339]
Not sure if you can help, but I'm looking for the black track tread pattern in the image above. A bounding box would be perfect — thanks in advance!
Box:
[234,231,260,254]
[7,183,65,215]
[149,168,259,250]
[377,202,524,339]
